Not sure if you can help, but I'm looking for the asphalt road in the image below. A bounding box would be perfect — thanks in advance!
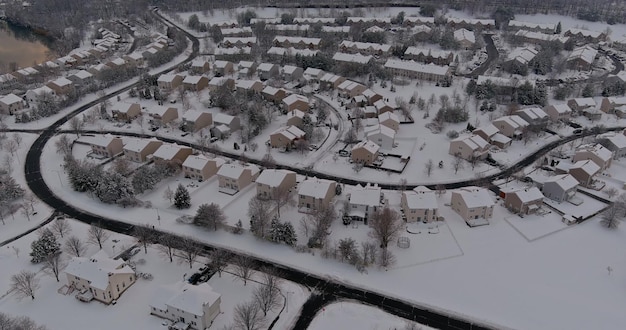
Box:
[466,34,498,78]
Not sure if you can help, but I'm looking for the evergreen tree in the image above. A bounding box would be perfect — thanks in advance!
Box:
[95,171,134,204]
[0,174,25,202]
[269,218,281,243]
[233,219,243,234]
[30,229,61,263]
[174,184,191,209]
[281,222,297,246]
[555,22,562,34]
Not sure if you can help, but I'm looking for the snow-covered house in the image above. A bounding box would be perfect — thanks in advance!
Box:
[543,103,572,121]
[503,187,544,215]
[12,67,39,82]
[332,52,373,65]
[65,250,136,304]
[46,77,74,95]
[473,124,512,149]
[68,70,94,86]
[26,86,55,104]
[272,36,321,49]
[123,52,144,67]
[267,47,318,58]
[148,106,178,127]
[211,113,240,139]
[255,169,297,199]
[449,134,490,160]
[262,86,289,103]
[514,107,549,124]
[404,47,454,65]
[282,65,303,81]
[87,63,109,77]
[446,17,495,30]
[453,28,475,49]
[183,75,209,91]
[513,30,569,45]
[365,124,396,150]
[492,115,529,138]
[374,99,394,115]
[303,67,325,82]
[348,184,383,224]
[269,125,306,148]
[504,47,538,68]
[235,79,264,94]
[190,59,210,74]
[182,155,225,181]
[541,174,579,202]
[568,160,601,187]
[507,20,556,33]
[298,178,336,212]
[383,59,451,82]
[0,93,24,115]
[566,45,598,71]
[336,80,366,98]
[213,60,235,77]
[567,97,596,113]
[401,186,438,223]
[564,28,606,43]
[286,109,306,127]
[403,17,435,27]
[450,187,494,223]
[151,144,193,166]
[600,96,626,114]
[257,63,280,80]
[83,135,124,158]
[339,41,391,57]
[157,74,185,91]
[378,112,400,131]
[351,140,380,165]
[105,57,127,69]
[208,77,235,92]
[217,163,260,194]
[237,61,256,78]
[598,133,626,159]
[182,110,213,132]
[222,37,257,48]
[572,144,613,170]
[346,17,391,26]
[220,27,253,37]
[282,94,309,113]
[123,138,163,163]
[111,103,141,122]
[150,282,221,330]
[361,89,382,105]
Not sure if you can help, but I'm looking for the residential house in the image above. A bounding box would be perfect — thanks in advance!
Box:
[541,174,579,202]
[450,187,494,222]
[235,80,264,94]
[564,28,606,43]
[257,63,280,80]
[514,107,549,125]
[346,17,391,26]
[401,186,439,223]
[572,143,613,170]
[362,89,382,105]
[217,163,260,194]
[111,103,141,122]
[88,63,109,78]
[374,99,394,115]
[190,59,210,74]
[272,36,321,49]
[448,134,490,160]
[213,60,235,76]
[454,28,476,49]
[262,86,289,103]
[182,75,209,92]
[182,156,225,181]
[267,47,318,58]
[567,97,596,113]
[567,45,598,71]
[378,111,400,131]
[384,59,451,82]
[513,30,569,46]
[68,70,94,87]
[0,93,24,115]
[255,169,297,199]
[403,17,436,27]
[26,86,55,104]
[182,110,213,132]
[83,135,124,158]
[492,115,529,138]
[151,144,193,166]
[286,109,306,127]
[282,65,303,81]
[298,178,336,212]
[600,96,626,114]
[332,52,373,66]
[207,77,235,92]
[123,138,163,162]
[46,77,74,95]
[365,124,396,150]
[337,80,367,98]
[220,27,253,37]
[106,57,127,70]
[319,73,346,90]
[222,37,257,48]
[237,61,256,78]
[543,103,572,121]
[446,17,495,30]
[148,106,178,126]
[282,94,309,112]
[598,133,626,159]
[123,52,144,67]
[504,47,538,68]
[150,282,221,330]
[568,160,601,187]
[404,47,454,65]
[339,41,391,57]
[507,20,556,33]
[269,125,306,148]
[351,140,380,165]
[503,187,544,215]
[303,67,325,82]
[65,250,135,304]
[211,113,240,139]
[157,74,184,91]
[473,124,512,149]
[348,184,382,224]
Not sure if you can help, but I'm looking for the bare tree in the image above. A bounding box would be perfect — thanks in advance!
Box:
[253,269,283,316]
[208,249,232,278]
[10,271,40,300]
[23,193,38,213]
[452,153,464,174]
[43,252,65,282]
[233,300,266,330]
[232,255,255,286]
[112,157,132,176]
[193,203,226,231]
[69,117,84,138]
[605,187,619,200]
[425,159,434,177]
[600,205,621,229]
[377,248,396,269]
[308,204,337,243]
[436,184,446,197]
[155,234,177,263]
[0,312,48,330]
[63,236,86,257]
[3,155,12,174]
[51,218,71,238]
[12,133,22,147]
[177,236,201,269]
[343,127,358,144]
[294,139,310,154]
[87,223,111,249]
[248,196,273,238]
[133,224,155,254]
[163,186,174,203]
[55,135,73,156]
[369,207,404,249]
[270,185,294,217]
[20,204,31,221]
[4,139,17,157]
[361,241,378,266]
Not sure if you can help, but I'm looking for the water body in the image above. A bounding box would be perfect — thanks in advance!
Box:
[0,20,54,70]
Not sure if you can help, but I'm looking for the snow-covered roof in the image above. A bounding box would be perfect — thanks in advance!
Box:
[340,40,391,53]
[28,85,54,96]
[576,144,613,162]
[544,174,579,190]
[257,62,277,72]
[166,283,221,316]
[272,36,321,45]
[250,17,281,24]
[110,58,126,66]
[508,20,555,31]
[222,37,257,45]
[282,65,300,75]
[506,47,538,65]
[599,132,626,149]
[149,106,177,117]
[111,103,139,114]
[217,163,247,179]
[453,28,475,43]
[126,52,143,60]
[182,110,210,122]
[411,25,432,34]
[567,46,598,65]
[220,27,252,35]
[365,124,396,140]
[157,74,182,83]
[454,186,494,208]
[238,61,255,69]
[454,134,489,150]
[347,17,391,24]
[352,140,380,154]
[213,60,232,69]
[0,93,23,105]
[282,93,308,106]
[546,103,572,114]
[446,17,494,26]
[320,73,344,83]
[475,124,499,137]
[50,77,73,87]
[378,111,399,123]
[267,47,318,57]
[79,134,120,148]
[514,30,569,43]
[287,109,305,120]
[403,188,437,209]
[322,26,351,33]
[73,70,93,80]
[153,144,188,160]
[182,75,204,84]
[303,67,324,77]
[404,47,453,59]
[350,184,381,206]
[266,24,310,31]
[570,97,596,107]
[213,47,249,55]
[491,133,511,145]
[384,59,450,76]
[182,155,211,170]
[293,17,336,24]
[235,79,262,90]
[299,178,335,199]
[570,160,601,176]
[605,96,626,106]
[494,115,529,129]
[507,187,544,203]
[566,28,603,39]
[338,80,363,91]
[516,107,548,120]
[65,250,133,291]
[404,16,435,24]
[213,113,236,125]
[271,125,306,140]
[208,77,232,87]
[89,63,109,72]
[256,169,295,187]
[123,138,161,153]
[333,52,373,64]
